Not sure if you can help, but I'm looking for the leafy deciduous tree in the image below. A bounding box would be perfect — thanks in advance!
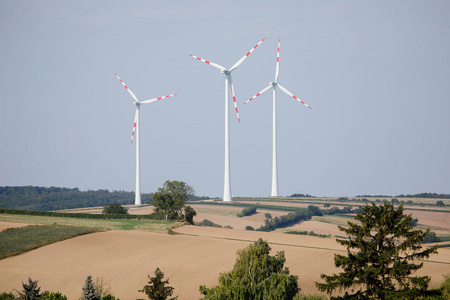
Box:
[316,203,438,299]
[199,238,299,299]
[0,292,15,300]
[139,268,178,300]
[151,180,194,221]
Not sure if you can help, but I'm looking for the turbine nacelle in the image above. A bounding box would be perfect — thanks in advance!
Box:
[270,82,278,87]
[221,70,231,75]
[133,101,140,106]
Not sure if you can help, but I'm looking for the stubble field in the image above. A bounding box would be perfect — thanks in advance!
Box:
[1,199,449,299]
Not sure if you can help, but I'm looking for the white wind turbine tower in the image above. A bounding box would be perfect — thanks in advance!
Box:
[243,39,312,197]
[190,38,265,202]
[115,73,177,205]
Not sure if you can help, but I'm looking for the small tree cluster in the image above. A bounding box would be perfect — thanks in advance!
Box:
[237,206,257,217]
[151,180,194,221]
[257,205,322,231]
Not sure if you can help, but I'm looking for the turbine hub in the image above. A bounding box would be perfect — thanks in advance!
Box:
[133,102,140,107]
[270,82,277,87]
[221,70,230,75]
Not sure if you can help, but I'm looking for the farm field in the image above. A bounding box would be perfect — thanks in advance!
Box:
[1,199,450,299]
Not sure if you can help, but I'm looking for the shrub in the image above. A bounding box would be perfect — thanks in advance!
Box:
[237,206,257,217]
[245,226,254,231]
[0,292,15,300]
[184,206,196,225]
[285,231,307,235]
[41,292,68,300]
[102,203,128,215]
[424,231,441,243]
[196,219,222,228]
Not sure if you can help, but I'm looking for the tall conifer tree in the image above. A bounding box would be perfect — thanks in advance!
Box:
[316,203,438,299]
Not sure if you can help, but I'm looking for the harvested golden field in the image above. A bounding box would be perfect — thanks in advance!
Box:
[1,201,449,299]
[193,204,287,230]
[0,222,32,232]
[407,209,450,231]
[1,225,449,299]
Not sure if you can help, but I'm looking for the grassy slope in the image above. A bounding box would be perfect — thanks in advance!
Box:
[0,214,175,232]
[0,225,100,259]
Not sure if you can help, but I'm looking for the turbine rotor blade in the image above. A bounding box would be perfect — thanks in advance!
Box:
[229,38,266,72]
[243,85,273,105]
[115,73,139,103]
[189,54,226,71]
[140,93,177,104]
[277,84,312,109]
[228,76,240,123]
[131,109,138,144]
[275,39,280,82]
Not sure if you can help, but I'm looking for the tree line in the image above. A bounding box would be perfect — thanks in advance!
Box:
[0,186,211,212]
[0,186,152,211]
[356,192,450,199]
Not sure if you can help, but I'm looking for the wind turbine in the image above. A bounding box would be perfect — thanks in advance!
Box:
[189,38,265,201]
[243,39,311,197]
[115,73,177,205]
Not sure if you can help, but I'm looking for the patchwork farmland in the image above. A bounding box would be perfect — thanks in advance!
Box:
[1,197,449,299]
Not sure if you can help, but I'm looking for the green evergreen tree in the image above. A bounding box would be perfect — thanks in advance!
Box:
[16,278,42,300]
[82,276,101,300]
[316,203,438,299]
[199,238,299,299]
[139,268,177,300]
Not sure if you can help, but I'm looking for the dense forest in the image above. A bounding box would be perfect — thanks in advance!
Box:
[0,186,152,211]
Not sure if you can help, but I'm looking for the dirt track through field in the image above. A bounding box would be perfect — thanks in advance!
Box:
[1,225,449,300]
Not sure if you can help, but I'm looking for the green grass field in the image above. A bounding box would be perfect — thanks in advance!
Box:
[0,224,100,259]
[0,214,177,259]
[0,214,175,232]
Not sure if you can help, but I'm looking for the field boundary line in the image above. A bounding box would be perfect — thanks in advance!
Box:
[173,230,346,252]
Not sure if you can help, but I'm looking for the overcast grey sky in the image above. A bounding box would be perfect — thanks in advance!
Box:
[1,1,449,198]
